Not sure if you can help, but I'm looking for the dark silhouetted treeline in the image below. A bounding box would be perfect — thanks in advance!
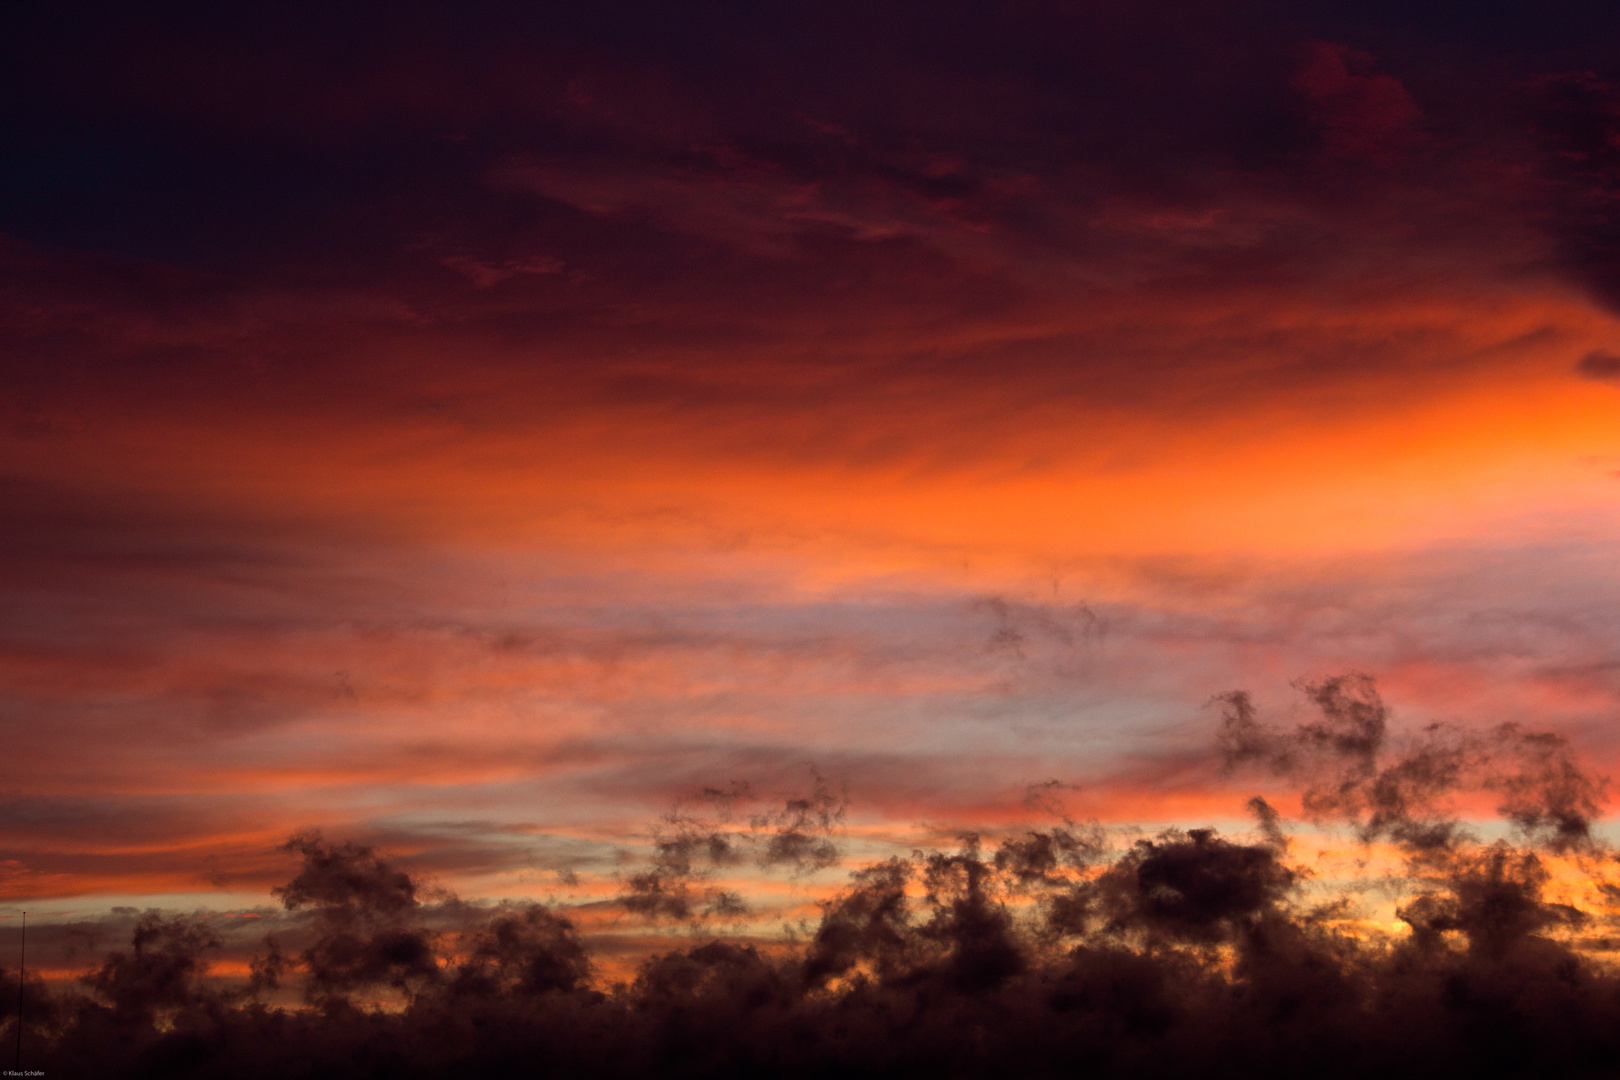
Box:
[8,676,1620,1079]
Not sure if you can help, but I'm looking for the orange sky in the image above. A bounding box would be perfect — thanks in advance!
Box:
[5,6,1620,957]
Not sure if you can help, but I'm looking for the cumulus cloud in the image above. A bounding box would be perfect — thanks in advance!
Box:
[1218,674,1607,853]
[617,772,847,922]
[8,677,1620,1078]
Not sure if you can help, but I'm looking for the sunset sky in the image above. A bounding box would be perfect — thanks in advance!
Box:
[5,2,1620,941]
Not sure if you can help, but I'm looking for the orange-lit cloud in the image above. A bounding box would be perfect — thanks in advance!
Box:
[5,4,1620,923]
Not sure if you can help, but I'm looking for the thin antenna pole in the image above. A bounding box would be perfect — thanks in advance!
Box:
[13,911,22,1072]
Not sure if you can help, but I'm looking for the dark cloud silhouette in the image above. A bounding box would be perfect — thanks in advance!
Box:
[802,857,917,987]
[8,675,1620,1078]
[619,774,846,922]
[1248,795,1289,850]
[617,811,748,924]
[752,770,848,875]
[81,913,222,1022]
[1397,843,1587,959]
[1577,350,1620,380]
[1489,725,1609,851]
[1217,674,1608,855]
[449,904,591,998]
[1532,72,1620,313]
[273,833,441,1000]
[1094,829,1299,945]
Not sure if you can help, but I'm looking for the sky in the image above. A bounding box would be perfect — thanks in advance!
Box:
[5,0,1620,948]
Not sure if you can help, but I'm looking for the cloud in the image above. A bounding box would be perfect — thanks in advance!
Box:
[1577,349,1620,380]
[616,774,847,923]
[11,684,1620,1077]
[1218,674,1608,854]
[83,913,222,1022]
[1294,42,1425,165]
[1530,72,1620,312]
